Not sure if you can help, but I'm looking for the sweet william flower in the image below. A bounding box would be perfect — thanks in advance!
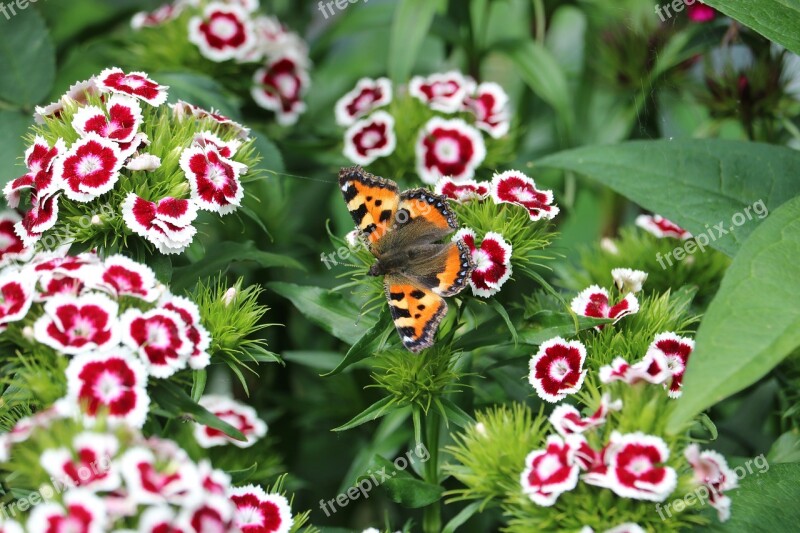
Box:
[189,3,256,62]
[611,268,648,294]
[528,337,587,403]
[96,68,168,107]
[121,307,192,378]
[180,146,246,215]
[464,81,511,138]
[160,294,212,370]
[194,395,268,448]
[33,293,120,355]
[685,444,738,521]
[40,432,121,492]
[570,285,639,327]
[55,133,125,203]
[416,117,486,184]
[520,434,581,506]
[343,111,397,166]
[120,446,201,506]
[14,191,60,247]
[251,55,310,126]
[3,135,65,208]
[491,171,560,222]
[229,485,294,533]
[647,332,695,398]
[635,214,692,240]
[72,95,143,144]
[0,270,36,330]
[96,254,160,302]
[549,394,622,437]
[26,489,107,533]
[454,228,512,298]
[131,3,185,29]
[122,193,199,254]
[435,177,490,204]
[335,77,393,126]
[0,211,30,264]
[409,71,475,113]
[171,100,251,140]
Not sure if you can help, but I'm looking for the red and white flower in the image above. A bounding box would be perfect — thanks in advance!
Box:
[193,131,242,159]
[454,228,512,298]
[33,78,100,125]
[246,15,309,63]
[528,337,587,402]
[14,191,60,246]
[229,485,294,533]
[0,211,30,264]
[40,432,121,492]
[4,135,65,208]
[194,395,268,448]
[635,214,692,240]
[490,171,560,221]
[122,193,199,254]
[416,117,486,184]
[611,268,648,294]
[120,447,201,506]
[171,101,251,140]
[33,293,120,355]
[0,270,36,330]
[343,111,397,166]
[570,285,639,326]
[464,82,511,138]
[136,506,189,533]
[251,55,310,126]
[0,519,22,533]
[26,489,107,533]
[520,435,581,506]
[591,432,678,502]
[36,271,87,301]
[160,294,211,370]
[132,3,185,30]
[125,153,162,172]
[409,71,475,113]
[180,495,235,533]
[435,178,489,204]
[64,348,149,427]
[54,133,125,202]
[95,254,160,302]
[96,68,168,107]
[188,3,256,62]
[121,308,192,378]
[180,146,246,215]
[335,77,393,126]
[599,352,671,386]
[549,394,622,437]
[72,95,143,144]
[647,332,695,398]
[685,444,738,521]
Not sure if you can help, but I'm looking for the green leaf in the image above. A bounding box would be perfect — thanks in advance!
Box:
[388,0,443,83]
[435,397,476,430]
[173,242,303,289]
[442,501,483,533]
[367,455,444,508]
[701,1,800,56]
[668,196,800,430]
[768,431,800,464]
[518,314,611,345]
[333,396,397,432]
[227,463,258,485]
[268,282,377,343]
[538,139,800,256]
[489,300,518,346]
[324,307,393,376]
[495,39,574,136]
[249,129,285,175]
[0,110,30,184]
[0,9,55,107]
[150,381,246,442]
[244,344,283,365]
[191,370,207,403]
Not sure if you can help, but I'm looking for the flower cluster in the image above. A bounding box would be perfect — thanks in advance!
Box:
[334,72,512,182]
[6,68,258,255]
[0,249,215,427]
[132,0,311,125]
[0,409,294,533]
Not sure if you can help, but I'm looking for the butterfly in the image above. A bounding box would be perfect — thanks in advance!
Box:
[339,166,475,352]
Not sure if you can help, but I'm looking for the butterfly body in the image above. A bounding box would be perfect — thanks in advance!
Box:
[339,167,475,352]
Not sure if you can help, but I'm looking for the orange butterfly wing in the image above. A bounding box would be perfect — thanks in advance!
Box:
[339,166,400,245]
[384,276,447,353]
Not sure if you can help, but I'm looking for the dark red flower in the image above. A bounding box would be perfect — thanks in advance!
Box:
[415,117,486,184]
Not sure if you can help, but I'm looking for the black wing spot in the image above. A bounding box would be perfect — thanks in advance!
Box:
[375,199,382,207]
[389,292,404,301]
[417,304,425,310]
[379,209,393,222]
[410,290,426,299]
[392,307,412,319]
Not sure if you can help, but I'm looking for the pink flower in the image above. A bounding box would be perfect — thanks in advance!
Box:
[64,349,150,427]
[188,3,256,62]
[688,3,717,22]
[40,432,121,491]
[335,77,393,126]
[635,214,692,240]
[520,435,581,506]
[180,146,246,215]
[3,135,65,208]
[180,496,235,533]
[343,111,397,166]
[570,285,639,326]
[33,293,120,355]
[171,101,251,140]
[0,270,36,330]
[96,68,168,107]
[685,444,738,521]
[96,254,160,302]
[131,3,185,29]
[409,71,475,113]
[589,432,677,502]
[54,133,125,202]
[549,394,622,437]
[0,211,30,264]
[251,55,310,126]
[194,395,268,448]
[136,506,189,533]
[122,193,199,254]
[528,337,587,402]
[454,228,512,297]
[160,295,211,370]
[193,131,242,159]
[490,171,560,221]
[120,447,201,506]
[72,95,143,144]
[26,489,107,533]
[0,519,22,533]
[229,485,294,533]
[435,178,489,204]
[121,308,192,378]
[15,191,60,246]
[648,332,695,398]
[415,117,486,184]
[464,82,511,138]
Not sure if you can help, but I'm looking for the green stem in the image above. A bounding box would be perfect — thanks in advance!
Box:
[532,0,546,44]
[422,409,442,533]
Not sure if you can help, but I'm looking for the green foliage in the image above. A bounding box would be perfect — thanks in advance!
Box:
[0,9,55,107]
[703,0,800,55]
